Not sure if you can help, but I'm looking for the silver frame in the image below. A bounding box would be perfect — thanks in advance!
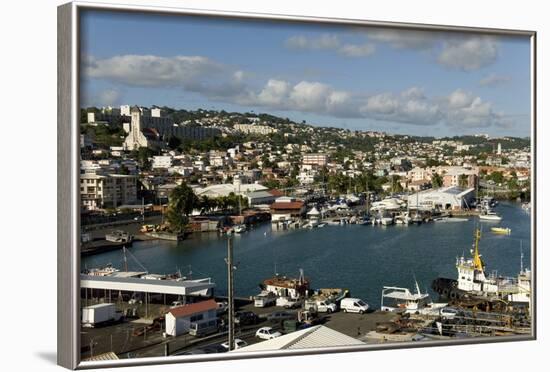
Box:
[57,1,537,369]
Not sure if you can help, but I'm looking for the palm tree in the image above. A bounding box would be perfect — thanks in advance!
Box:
[166,182,198,232]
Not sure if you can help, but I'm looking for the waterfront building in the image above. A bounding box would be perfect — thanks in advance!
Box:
[407,186,475,211]
[165,299,219,337]
[270,197,306,221]
[246,190,279,206]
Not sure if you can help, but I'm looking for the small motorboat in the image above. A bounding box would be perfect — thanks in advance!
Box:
[491,227,511,235]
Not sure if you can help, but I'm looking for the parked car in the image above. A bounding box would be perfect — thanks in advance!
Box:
[234,311,260,326]
[276,297,303,309]
[255,326,282,340]
[221,338,248,350]
[340,298,369,314]
[303,298,337,313]
[267,311,295,323]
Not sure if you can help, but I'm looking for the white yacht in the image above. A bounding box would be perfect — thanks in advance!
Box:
[479,209,502,221]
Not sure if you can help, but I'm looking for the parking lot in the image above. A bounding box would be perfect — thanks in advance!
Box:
[81,301,399,360]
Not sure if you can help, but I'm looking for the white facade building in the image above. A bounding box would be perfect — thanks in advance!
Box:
[407,186,475,211]
[165,300,218,337]
[152,155,173,169]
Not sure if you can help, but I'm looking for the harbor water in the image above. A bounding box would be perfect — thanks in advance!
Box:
[82,202,531,308]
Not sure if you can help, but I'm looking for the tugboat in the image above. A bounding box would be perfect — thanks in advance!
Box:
[431,229,531,308]
[432,229,498,301]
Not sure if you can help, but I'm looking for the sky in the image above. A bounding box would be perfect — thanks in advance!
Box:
[80,10,532,137]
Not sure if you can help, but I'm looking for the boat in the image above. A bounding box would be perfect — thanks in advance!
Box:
[479,210,502,221]
[381,216,394,226]
[431,229,531,308]
[105,230,133,243]
[395,212,412,225]
[491,227,511,235]
[433,217,468,223]
[381,281,447,315]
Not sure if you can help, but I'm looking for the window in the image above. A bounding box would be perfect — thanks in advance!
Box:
[190,314,204,322]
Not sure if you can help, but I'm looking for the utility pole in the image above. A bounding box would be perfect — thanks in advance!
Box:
[225,234,236,351]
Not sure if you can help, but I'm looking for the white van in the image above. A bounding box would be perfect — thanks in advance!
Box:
[340,298,369,314]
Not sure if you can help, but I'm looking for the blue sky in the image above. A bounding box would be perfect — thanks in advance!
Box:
[80,10,531,137]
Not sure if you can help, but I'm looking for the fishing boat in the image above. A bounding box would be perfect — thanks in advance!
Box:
[381,281,447,315]
[491,227,511,235]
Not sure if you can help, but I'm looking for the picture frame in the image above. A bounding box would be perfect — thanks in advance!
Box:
[58,1,536,369]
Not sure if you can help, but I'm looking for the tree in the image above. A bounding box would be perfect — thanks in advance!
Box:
[432,173,443,188]
[390,175,403,193]
[458,174,469,188]
[166,182,198,232]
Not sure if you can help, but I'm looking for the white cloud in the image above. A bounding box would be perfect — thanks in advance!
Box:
[447,89,474,109]
[285,34,340,50]
[479,73,511,87]
[443,89,507,128]
[85,54,512,129]
[360,91,441,126]
[338,43,376,57]
[285,34,375,58]
[84,54,225,88]
[437,36,499,71]
[285,32,501,71]
[366,29,435,50]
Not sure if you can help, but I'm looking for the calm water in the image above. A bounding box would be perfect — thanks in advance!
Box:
[82,202,531,308]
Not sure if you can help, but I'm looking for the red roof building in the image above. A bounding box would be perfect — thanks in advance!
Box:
[168,299,218,318]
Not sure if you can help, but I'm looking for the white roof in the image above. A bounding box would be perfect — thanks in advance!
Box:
[232,326,364,352]
[80,275,215,296]
[195,183,267,197]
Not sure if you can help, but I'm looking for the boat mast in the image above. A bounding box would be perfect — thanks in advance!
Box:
[472,228,483,271]
[520,241,524,273]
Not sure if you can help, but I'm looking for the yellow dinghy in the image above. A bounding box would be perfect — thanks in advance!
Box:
[491,227,511,235]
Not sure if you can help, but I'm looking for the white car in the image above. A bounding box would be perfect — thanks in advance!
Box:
[255,326,282,340]
[221,338,248,350]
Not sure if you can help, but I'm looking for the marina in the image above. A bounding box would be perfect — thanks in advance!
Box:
[82,201,530,314]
